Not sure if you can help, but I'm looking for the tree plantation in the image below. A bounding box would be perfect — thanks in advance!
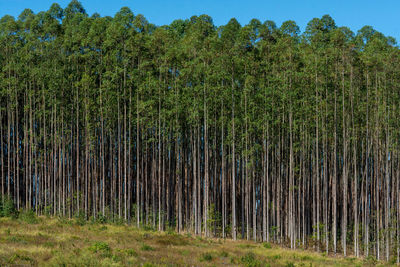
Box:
[1,0,400,263]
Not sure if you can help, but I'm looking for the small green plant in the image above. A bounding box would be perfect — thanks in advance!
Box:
[19,210,38,224]
[207,204,222,234]
[180,250,190,256]
[238,243,256,249]
[268,254,281,261]
[364,255,377,265]
[125,248,137,257]
[140,243,155,251]
[88,241,111,257]
[43,241,56,248]
[96,214,107,224]
[300,255,312,261]
[220,250,229,257]
[0,197,17,218]
[7,235,25,243]
[44,205,52,217]
[199,252,213,262]
[98,225,107,231]
[240,252,262,267]
[263,242,272,249]
[8,253,34,265]
[285,262,295,267]
[75,211,86,226]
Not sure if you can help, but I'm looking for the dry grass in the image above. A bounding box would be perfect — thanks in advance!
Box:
[0,217,393,266]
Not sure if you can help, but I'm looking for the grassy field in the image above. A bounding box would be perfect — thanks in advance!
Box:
[0,216,392,266]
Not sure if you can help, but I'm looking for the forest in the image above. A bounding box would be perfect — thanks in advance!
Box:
[1,0,400,263]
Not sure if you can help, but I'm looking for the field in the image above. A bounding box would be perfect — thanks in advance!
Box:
[0,216,391,267]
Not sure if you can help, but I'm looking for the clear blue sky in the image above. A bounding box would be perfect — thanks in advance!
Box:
[1,0,399,41]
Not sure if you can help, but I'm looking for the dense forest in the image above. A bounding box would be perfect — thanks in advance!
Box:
[1,0,400,262]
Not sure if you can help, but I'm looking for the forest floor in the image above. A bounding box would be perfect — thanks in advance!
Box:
[0,216,392,267]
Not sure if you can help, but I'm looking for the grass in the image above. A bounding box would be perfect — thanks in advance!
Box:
[0,216,393,266]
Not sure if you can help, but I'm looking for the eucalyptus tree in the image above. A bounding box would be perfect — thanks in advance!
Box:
[2,2,400,262]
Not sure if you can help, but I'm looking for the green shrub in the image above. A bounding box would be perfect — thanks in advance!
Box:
[0,196,17,218]
[75,211,86,226]
[8,253,35,265]
[143,225,156,232]
[285,262,295,267]
[44,205,52,217]
[88,241,111,257]
[364,255,377,265]
[199,252,213,262]
[269,254,281,260]
[300,255,312,261]
[240,252,262,267]
[263,242,272,249]
[140,244,154,251]
[98,225,107,231]
[19,210,38,224]
[220,250,229,257]
[96,214,107,224]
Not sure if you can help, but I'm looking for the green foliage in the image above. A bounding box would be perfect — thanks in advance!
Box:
[263,242,272,249]
[363,255,377,265]
[240,252,262,267]
[124,248,137,257]
[75,211,86,226]
[90,214,107,224]
[140,243,154,251]
[207,203,222,234]
[219,250,229,257]
[0,196,17,218]
[18,210,38,224]
[199,252,213,262]
[7,253,35,265]
[44,205,52,217]
[88,241,112,257]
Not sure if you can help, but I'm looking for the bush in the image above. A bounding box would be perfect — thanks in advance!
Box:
[199,252,213,262]
[19,210,38,224]
[220,250,229,257]
[263,242,272,249]
[96,214,107,224]
[240,252,262,267]
[44,205,52,217]
[75,211,86,226]
[88,241,112,257]
[140,244,154,251]
[0,196,17,218]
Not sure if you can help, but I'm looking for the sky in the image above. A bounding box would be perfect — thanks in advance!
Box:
[0,0,399,41]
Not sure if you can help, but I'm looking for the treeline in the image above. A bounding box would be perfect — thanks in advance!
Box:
[1,0,400,262]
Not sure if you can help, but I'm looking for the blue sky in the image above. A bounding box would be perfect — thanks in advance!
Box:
[1,0,399,41]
